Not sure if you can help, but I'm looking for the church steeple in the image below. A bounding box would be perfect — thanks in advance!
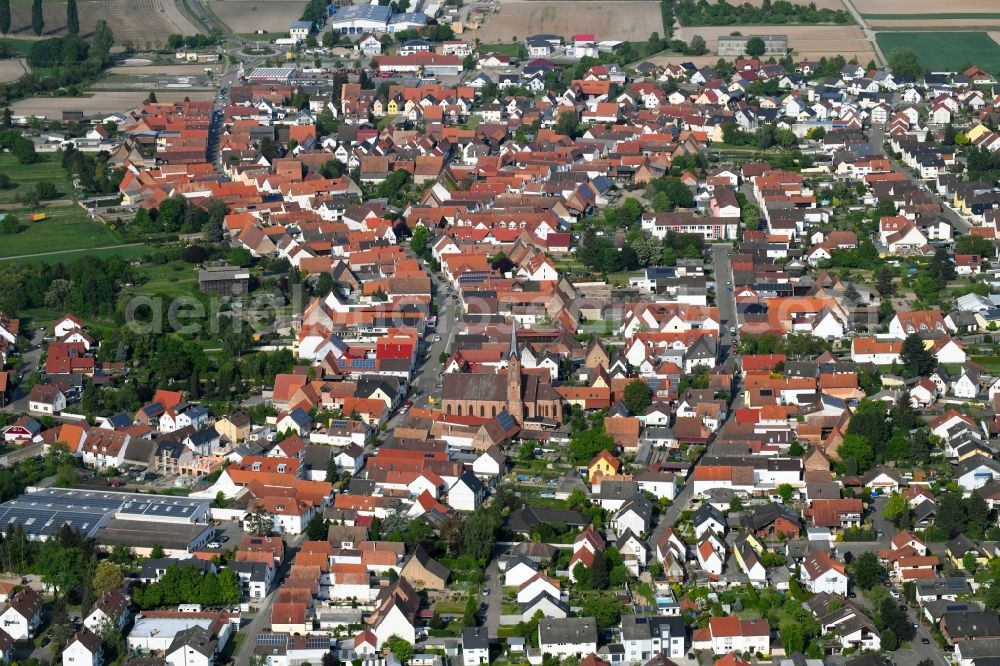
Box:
[507,321,524,424]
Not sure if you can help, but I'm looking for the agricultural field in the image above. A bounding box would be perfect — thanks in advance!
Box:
[673,24,877,62]
[875,31,1000,71]
[0,205,128,261]
[5,0,195,45]
[0,59,28,83]
[10,90,214,118]
[854,0,1000,15]
[868,18,1000,28]
[476,0,664,43]
[207,0,307,33]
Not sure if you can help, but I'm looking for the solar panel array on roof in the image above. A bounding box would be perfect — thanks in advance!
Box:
[458,271,491,284]
[329,419,349,430]
[349,359,376,370]
[257,633,287,647]
[496,410,517,432]
[0,488,211,542]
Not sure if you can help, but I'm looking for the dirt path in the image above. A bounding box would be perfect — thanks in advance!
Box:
[0,242,143,261]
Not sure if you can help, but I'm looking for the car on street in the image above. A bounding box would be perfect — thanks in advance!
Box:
[922,638,930,644]
[481,588,490,597]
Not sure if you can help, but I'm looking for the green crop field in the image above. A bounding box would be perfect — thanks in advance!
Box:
[0,204,131,261]
[875,32,1000,72]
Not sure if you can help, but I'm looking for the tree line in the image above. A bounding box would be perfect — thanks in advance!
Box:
[674,0,852,26]
[0,19,113,104]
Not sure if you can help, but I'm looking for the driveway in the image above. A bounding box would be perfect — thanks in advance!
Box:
[482,558,501,636]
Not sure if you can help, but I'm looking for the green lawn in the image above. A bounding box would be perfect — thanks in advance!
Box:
[125,261,200,299]
[0,205,129,260]
[0,153,73,205]
[875,32,1000,72]
[479,43,525,57]
[972,356,1000,374]
[0,38,39,54]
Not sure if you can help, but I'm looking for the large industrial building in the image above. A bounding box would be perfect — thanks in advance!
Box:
[0,488,213,555]
[326,5,392,34]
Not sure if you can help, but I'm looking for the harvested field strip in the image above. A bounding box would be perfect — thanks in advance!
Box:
[864,12,1000,19]
[475,1,664,43]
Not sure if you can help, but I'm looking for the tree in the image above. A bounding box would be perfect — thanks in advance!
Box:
[936,492,967,538]
[688,34,707,56]
[888,46,923,80]
[777,483,793,502]
[462,593,478,627]
[461,505,500,561]
[836,434,875,473]
[31,0,42,35]
[305,512,327,541]
[789,441,804,456]
[410,224,429,256]
[66,0,79,35]
[573,561,589,585]
[555,110,579,139]
[0,215,18,234]
[590,552,609,589]
[150,545,165,559]
[92,561,123,597]
[568,430,614,465]
[622,379,652,415]
[50,597,74,653]
[246,508,274,536]
[900,333,936,378]
[967,491,990,536]
[964,552,979,572]
[384,636,414,664]
[0,0,10,35]
[745,36,765,57]
[852,551,885,589]
[883,492,908,526]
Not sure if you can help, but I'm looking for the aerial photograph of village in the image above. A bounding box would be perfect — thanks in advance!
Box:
[4,0,1000,664]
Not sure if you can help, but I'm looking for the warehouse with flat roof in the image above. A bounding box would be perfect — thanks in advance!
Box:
[327,5,391,34]
[0,488,211,542]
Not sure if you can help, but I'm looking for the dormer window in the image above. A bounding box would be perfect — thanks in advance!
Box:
[252,462,261,472]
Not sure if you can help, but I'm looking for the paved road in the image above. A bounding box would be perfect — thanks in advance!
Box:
[378,271,457,443]
[234,534,305,666]
[2,328,45,414]
[712,243,738,362]
[840,0,887,65]
[868,124,970,235]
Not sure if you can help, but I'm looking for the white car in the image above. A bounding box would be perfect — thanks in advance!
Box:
[207,541,222,549]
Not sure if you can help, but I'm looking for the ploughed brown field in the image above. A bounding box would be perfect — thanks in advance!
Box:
[11,90,214,118]
[6,0,196,45]
[477,1,664,43]
[208,0,308,33]
[0,59,28,83]
[673,24,877,62]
